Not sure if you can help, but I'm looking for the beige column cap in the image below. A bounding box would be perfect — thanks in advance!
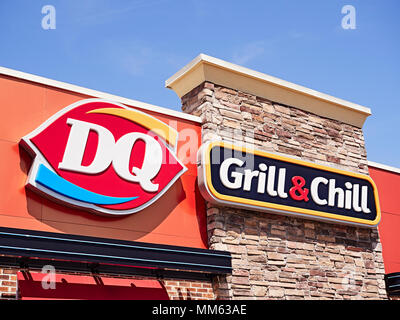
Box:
[165,53,371,128]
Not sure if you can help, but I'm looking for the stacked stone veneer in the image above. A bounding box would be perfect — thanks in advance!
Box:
[182,82,387,299]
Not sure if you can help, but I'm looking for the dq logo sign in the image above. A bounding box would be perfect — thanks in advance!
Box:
[21,99,186,215]
[198,142,381,227]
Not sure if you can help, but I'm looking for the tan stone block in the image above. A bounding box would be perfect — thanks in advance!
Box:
[287,263,308,269]
[268,281,296,289]
[267,252,284,261]
[214,90,228,101]
[219,108,244,120]
[327,277,346,284]
[301,254,317,262]
[268,260,286,266]
[285,289,305,296]
[218,100,241,112]
[303,243,315,251]
[277,145,302,157]
[222,238,240,245]
[263,112,279,121]
[299,123,313,131]
[213,229,226,236]
[281,118,299,127]
[239,238,258,246]
[222,119,241,129]
[324,120,343,132]
[261,102,275,113]
[274,104,291,115]
[218,87,237,95]
[287,139,301,146]
[309,269,326,277]
[226,244,246,254]
[199,88,213,98]
[242,111,252,120]
[286,256,301,264]
[247,249,264,256]
[286,241,299,249]
[268,288,285,298]
[253,286,267,297]
[240,102,262,114]
[211,243,228,251]
[248,255,266,263]
[232,276,250,285]
[308,115,324,124]
[265,272,279,281]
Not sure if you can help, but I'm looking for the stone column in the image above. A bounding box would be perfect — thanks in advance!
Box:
[166,54,386,299]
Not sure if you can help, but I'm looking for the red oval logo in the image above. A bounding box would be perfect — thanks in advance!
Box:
[21,99,187,216]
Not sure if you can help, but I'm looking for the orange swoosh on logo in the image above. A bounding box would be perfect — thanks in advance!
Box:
[87,107,178,148]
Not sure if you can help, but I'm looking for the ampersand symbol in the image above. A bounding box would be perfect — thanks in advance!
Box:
[289,176,309,202]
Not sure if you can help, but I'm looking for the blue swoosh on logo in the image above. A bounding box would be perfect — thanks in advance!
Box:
[35,164,138,205]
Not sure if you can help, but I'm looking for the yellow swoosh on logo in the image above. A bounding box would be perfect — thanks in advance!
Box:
[87,107,178,148]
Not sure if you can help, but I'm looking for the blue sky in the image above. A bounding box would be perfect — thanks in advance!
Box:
[1,0,399,167]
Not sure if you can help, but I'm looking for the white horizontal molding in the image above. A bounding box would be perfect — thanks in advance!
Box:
[0,66,202,124]
[166,54,371,128]
[368,161,400,174]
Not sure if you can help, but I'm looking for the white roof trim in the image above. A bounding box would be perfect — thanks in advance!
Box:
[368,161,400,174]
[0,65,202,123]
[166,54,371,127]
[166,54,371,115]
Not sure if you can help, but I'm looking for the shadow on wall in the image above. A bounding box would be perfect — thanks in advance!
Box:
[18,144,187,243]
[194,177,208,248]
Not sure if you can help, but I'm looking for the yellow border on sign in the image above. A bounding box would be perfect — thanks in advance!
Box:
[203,141,381,227]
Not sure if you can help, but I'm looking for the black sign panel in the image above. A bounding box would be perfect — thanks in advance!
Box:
[198,142,381,227]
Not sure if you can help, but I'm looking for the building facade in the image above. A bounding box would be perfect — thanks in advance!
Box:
[0,54,398,299]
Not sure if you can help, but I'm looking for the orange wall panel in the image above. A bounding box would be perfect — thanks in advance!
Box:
[369,166,400,274]
[0,74,207,249]
[0,76,45,143]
